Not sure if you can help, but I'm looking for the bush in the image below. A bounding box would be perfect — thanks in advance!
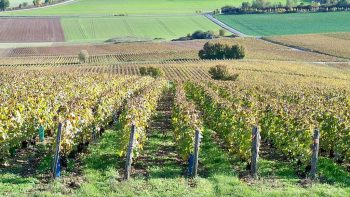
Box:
[139,67,164,78]
[191,30,215,39]
[172,30,217,41]
[78,50,89,63]
[209,65,239,81]
[199,42,245,60]
[219,29,226,37]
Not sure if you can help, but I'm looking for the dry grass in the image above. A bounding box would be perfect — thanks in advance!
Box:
[265,33,350,59]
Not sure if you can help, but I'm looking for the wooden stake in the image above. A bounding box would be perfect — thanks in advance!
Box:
[311,129,320,180]
[251,126,260,179]
[125,124,136,180]
[192,129,201,178]
[52,122,62,179]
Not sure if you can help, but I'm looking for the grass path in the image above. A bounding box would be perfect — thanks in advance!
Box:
[133,89,184,179]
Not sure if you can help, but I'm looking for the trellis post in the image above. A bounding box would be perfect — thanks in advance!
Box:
[251,126,260,179]
[311,129,320,180]
[125,123,136,180]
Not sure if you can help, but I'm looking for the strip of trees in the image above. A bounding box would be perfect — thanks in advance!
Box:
[1,0,65,12]
[219,0,350,14]
[0,0,9,11]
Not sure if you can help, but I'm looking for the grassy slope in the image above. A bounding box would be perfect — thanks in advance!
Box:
[3,0,293,16]
[215,12,350,36]
[61,16,221,42]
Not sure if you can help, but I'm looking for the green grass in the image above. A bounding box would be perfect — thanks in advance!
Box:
[61,16,221,42]
[1,0,293,16]
[215,12,350,36]
[1,128,350,196]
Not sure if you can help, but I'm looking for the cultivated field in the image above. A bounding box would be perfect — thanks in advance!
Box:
[0,18,65,42]
[0,41,201,57]
[215,12,350,36]
[1,0,296,16]
[0,0,350,196]
[0,38,345,63]
[61,16,221,42]
[1,58,350,196]
[265,33,350,59]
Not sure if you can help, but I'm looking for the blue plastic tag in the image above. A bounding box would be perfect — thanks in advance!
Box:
[39,125,45,142]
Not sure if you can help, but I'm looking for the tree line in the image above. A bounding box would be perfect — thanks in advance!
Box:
[0,0,61,11]
[218,0,350,14]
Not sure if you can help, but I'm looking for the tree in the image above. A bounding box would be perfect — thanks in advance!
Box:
[337,0,349,6]
[191,30,215,39]
[286,0,298,7]
[230,44,245,59]
[311,1,321,7]
[241,2,251,9]
[0,0,10,11]
[19,2,28,8]
[199,42,245,60]
[252,0,271,8]
[209,65,239,81]
[33,0,42,6]
[78,50,89,63]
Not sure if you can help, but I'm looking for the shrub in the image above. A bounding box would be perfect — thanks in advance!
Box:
[199,42,245,60]
[219,29,226,37]
[78,50,89,63]
[191,30,215,39]
[209,65,239,81]
[139,67,164,78]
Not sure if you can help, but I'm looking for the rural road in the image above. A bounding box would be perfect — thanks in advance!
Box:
[204,13,247,37]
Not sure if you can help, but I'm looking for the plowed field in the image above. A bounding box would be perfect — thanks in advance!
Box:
[0,18,65,42]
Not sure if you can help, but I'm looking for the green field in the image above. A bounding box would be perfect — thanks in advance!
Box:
[3,0,292,15]
[61,16,221,42]
[215,12,350,36]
